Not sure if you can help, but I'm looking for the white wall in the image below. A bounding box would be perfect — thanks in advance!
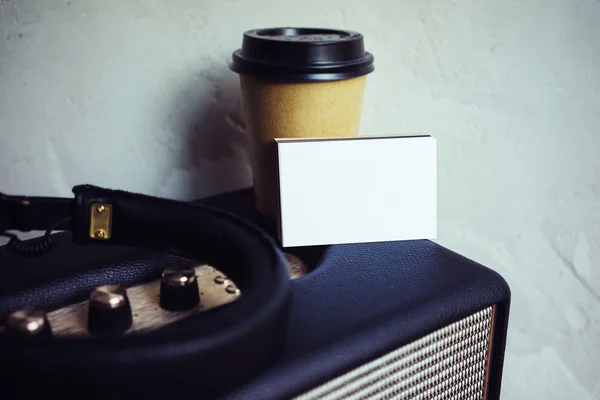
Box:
[1,1,599,398]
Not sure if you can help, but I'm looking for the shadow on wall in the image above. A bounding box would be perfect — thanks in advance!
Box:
[162,61,252,200]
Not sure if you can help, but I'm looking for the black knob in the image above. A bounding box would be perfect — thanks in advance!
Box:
[5,309,52,338]
[160,267,200,311]
[88,285,132,336]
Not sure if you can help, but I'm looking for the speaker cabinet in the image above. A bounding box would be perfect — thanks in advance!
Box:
[0,189,509,399]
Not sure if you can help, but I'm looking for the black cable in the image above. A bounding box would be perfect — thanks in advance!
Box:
[0,217,71,257]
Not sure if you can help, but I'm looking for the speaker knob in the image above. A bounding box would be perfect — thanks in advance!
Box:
[5,309,52,338]
[88,285,132,336]
[160,267,200,311]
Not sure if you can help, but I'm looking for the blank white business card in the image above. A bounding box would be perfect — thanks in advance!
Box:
[276,135,437,247]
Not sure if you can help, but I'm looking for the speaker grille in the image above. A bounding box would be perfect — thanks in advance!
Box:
[296,307,493,400]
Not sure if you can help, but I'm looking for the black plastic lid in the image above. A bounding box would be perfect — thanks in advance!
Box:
[230,27,374,82]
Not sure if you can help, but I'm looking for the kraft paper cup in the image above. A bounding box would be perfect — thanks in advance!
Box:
[231,27,374,218]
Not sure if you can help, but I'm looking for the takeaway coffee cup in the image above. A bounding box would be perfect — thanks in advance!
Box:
[230,27,374,218]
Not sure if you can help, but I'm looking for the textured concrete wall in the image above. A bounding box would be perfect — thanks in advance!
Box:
[1,1,599,398]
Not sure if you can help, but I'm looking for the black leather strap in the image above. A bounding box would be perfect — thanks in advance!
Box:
[0,185,291,398]
[0,192,73,232]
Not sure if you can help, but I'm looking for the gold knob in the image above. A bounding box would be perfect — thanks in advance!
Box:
[6,309,52,337]
[88,285,132,336]
[90,285,128,310]
[162,267,198,287]
[160,267,200,311]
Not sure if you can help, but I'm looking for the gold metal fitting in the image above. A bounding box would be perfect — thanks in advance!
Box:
[90,203,112,240]
[225,284,240,295]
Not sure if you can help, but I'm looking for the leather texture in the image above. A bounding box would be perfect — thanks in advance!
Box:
[0,186,291,399]
[0,188,511,400]
[197,189,510,400]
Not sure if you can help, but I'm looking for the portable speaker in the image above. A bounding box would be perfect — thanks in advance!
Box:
[0,188,510,399]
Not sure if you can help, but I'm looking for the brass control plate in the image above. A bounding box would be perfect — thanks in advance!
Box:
[0,253,308,337]
[48,264,240,337]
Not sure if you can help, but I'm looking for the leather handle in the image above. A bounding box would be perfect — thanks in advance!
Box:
[0,192,73,232]
[72,184,189,247]
[1,185,292,398]
[70,184,282,291]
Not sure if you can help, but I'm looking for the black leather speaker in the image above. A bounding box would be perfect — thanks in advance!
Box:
[0,188,510,399]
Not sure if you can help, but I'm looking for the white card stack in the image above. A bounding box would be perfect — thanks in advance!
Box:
[276,135,437,247]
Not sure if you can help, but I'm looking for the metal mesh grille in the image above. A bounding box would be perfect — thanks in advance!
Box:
[296,307,493,400]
